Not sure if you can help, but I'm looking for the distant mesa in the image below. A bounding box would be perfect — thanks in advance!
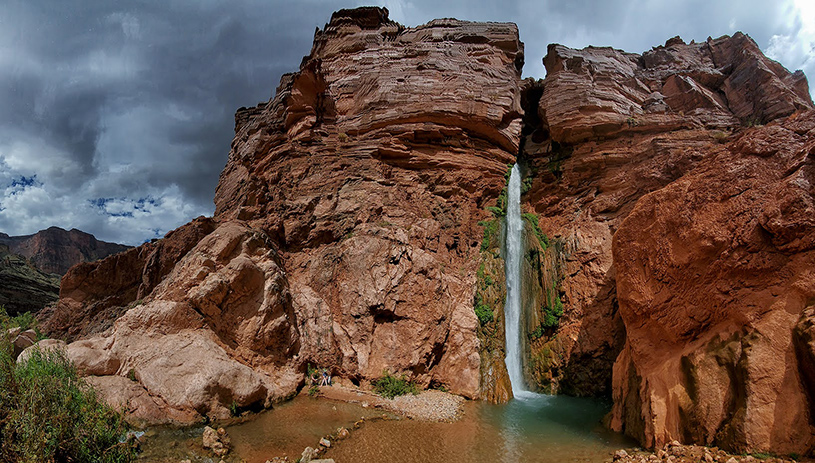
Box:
[0,227,129,314]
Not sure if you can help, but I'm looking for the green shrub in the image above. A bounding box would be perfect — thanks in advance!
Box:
[372,371,418,399]
[542,295,564,328]
[0,332,136,463]
[474,298,494,325]
[479,219,500,252]
[0,306,41,335]
[521,177,533,194]
[229,400,240,417]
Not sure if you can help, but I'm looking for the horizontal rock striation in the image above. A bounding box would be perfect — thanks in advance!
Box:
[212,6,524,402]
[0,226,130,276]
[42,7,524,423]
[541,33,811,144]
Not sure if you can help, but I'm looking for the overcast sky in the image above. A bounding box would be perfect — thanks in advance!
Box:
[0,0,812,245]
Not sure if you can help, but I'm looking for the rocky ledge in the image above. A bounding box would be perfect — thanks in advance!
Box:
[612,441,800,463]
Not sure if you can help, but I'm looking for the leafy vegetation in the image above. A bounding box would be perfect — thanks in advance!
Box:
[372,371,419,399]
[542,293,564,328]
[474,262,497,326]
[522,212,549,250]
[479,219,500,252]
[0,307,43,334]
[474,292,494,325]
[0,315,136,463]
[521,176,534,194]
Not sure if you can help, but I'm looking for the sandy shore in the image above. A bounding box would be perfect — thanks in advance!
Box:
[310,384,464,422]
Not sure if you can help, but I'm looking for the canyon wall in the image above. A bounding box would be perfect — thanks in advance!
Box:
[517,33,813,453]
[0,227,130,276]
[0,227,129,314]
[36,7,815,454]
[41,7,522,422]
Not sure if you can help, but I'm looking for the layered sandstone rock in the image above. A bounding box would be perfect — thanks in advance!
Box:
[0,227,130,275]
[42,7,523,423]
[212,6,523,399]
[608,112,815,453]
[519,34,813,405]
[540,33,811,145]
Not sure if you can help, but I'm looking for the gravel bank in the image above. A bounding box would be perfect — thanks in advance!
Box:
[612,441,802,463]
[312,385,464,422]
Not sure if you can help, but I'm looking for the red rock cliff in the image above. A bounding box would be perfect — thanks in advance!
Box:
[0,227,130,275]
[42,7,523,423]
[517,33,814,454]
[38,9,815,454]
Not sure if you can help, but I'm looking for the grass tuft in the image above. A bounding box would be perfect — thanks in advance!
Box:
[0,306,136,463]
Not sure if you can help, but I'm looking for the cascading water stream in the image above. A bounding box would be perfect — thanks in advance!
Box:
[504,163,527,397]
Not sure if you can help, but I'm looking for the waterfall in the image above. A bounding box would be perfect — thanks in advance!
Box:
[504,163,526,396]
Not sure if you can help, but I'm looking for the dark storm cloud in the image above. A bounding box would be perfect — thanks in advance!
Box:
[0,0,811,244]
[0,0,347,244]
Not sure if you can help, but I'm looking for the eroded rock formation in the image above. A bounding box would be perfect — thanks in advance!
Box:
[519,33,813,402]
[609,112,815,453]
[516,34,813,454]
[42,7,523,423]
[37,7,815,455]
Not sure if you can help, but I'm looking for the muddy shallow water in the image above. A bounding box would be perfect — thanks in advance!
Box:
[324,391,632,463]
[139,392,632,463]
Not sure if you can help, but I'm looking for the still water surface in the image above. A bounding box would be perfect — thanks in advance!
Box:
[324,391,631,463]
[140,392,631,463]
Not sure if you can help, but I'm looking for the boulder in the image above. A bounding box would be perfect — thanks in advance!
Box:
[12,329,37,357]
[16,339,66,364]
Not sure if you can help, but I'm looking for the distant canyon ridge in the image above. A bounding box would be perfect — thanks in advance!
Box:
[0,227,129,314]
[20,7,815,456]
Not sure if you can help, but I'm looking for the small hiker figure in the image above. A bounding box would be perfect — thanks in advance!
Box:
[320,369,331,386]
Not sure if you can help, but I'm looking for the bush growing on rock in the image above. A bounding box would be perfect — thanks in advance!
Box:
[372,371,418,399]
[0,326,136,462]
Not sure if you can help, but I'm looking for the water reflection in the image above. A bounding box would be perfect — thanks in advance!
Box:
[139,393,632,463]
[325,393,632,463]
